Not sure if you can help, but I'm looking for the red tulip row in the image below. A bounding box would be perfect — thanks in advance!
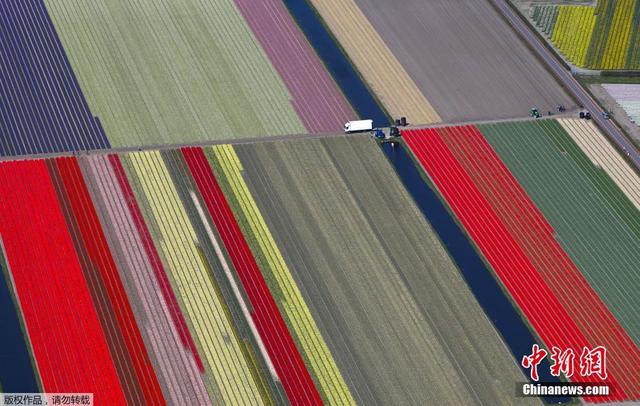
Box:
[435,125,640,399]
[52,157,165,405]
[181,147,322,405]
[0,160,126,404]
[404,126,640,402]
[0,158,168,405]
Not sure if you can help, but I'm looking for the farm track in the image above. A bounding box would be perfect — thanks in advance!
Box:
[493,0,640,169]
[122,150,267,405]
[0,1,109,156]
[0,160,125,403]
[182,147,323,405]
[234,137,538,406]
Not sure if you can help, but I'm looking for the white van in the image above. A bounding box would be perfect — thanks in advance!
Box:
[344,119,373,133]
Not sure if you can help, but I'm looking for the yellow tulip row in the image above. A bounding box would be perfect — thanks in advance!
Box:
[123,151,267,406]
[210,145,356,405]
[534,1,638,69]
[601,0,636,69]
[551,6,596,67]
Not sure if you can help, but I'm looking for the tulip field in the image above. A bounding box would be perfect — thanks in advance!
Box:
[0,160,135,404]
[2,0,640,403]
[0,0,109,156]
[0,0,355,156]
[0,150,320,404]
[41,0,352,148]
[204,145,355,405]
[531,1,640,69]
[0,136,540,404]
[233,137,537,405]
[404,119,640,402]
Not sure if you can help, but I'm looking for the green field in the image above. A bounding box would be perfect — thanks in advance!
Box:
[531,1,640,70]
[45,0,304,147]
[480,120,640,345]
[233,136,538,406]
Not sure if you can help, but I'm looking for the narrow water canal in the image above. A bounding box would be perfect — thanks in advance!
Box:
[382,143,567,403]
[282,0,389,127]
[0,261,38,392]
[280,0,568,401]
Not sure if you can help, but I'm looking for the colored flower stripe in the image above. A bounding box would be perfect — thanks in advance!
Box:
[551,6,595,66]
[404,129,624,402]
[437,125,640,399]
[0,1,109,156]
[0,160,124,404]
[182,147,322,405]
[125,151,265,405]
[532,1,640,69]
[81,155,210,406]
[306,0,440,123]
[210,145,355,405]
[46,159,146,404]
[233,0,355,133]
[109,155,205,374]
[559,118,640,211]
[50,157,165,405]
[601,0,636,69]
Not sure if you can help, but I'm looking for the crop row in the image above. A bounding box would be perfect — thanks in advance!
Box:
[558,118,640,212]
[531,1,640,69]
[51,157,165,405]
[0,1,109,156]
[232,0,354,133]
[0,0,359,157]
[450,125,640,398]
[122,150,270,405]
[80,154,211,405]
[0,160,129,403]
[305,0,440,123]
[550,6,596,67]
[1,145,350,404]
[531,5,558,36]
[482,120,640,350]
[404,126,640,401]
[232,137,538,405]
[182,147,322,405]
[42,0,337,147]
[207,144,355,405]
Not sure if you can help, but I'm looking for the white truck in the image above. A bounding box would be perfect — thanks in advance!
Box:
[344,119,373,133]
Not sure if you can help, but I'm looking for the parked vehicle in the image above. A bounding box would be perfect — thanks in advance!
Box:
[344,119,373,133]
